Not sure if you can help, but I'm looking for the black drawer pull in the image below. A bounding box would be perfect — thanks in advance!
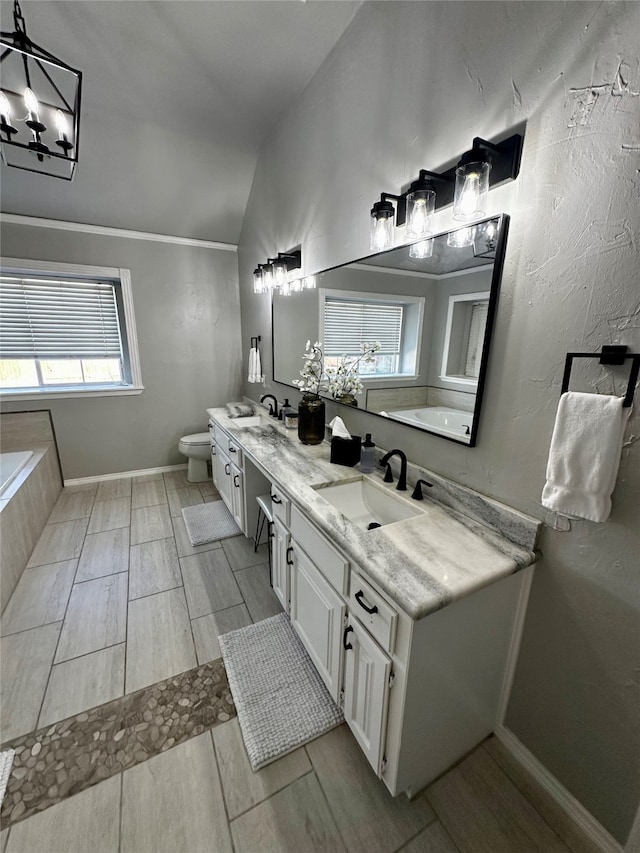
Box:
[229,445,236,453]
[271,494,282,504]
[355,590,378,614]
[233,474,240,488]
[286,546,294,566]
[224,463,230,476]
[343,625,354,650]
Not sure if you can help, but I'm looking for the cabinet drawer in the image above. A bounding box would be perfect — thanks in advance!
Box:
[290,505,348,595]
[214,425,243,466]
[349,573,397,655]
[270,485,290,526]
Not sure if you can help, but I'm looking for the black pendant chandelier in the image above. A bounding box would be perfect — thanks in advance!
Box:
[0,0,82,180]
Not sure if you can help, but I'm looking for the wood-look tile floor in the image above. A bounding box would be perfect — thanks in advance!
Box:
[0,471,593,853]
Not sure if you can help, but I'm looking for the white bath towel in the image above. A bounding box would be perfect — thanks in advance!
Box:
[541,391,630,522]
[248,346,263,383]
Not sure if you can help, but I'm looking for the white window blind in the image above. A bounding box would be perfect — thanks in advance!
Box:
[464,301,488,378]
[0,276,123,360]
[323,298,403,356]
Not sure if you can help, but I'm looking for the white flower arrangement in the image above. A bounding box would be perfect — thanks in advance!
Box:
[292,341,326,396]
[325,341,381,399]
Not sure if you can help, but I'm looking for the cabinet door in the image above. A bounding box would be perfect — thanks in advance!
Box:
[210,443,218,489]
[343,616,391,776]
[230,463,244,531]
[216,447,232,512]
[272,517,291,613]
[290,542,345,704]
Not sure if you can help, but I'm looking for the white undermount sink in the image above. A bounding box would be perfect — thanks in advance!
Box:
[316,477,424,531]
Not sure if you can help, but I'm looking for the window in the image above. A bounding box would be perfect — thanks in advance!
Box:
[321,290,424,378]
[440,291,489,386]
[0,259,143,400]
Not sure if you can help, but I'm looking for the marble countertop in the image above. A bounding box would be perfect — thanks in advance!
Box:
[207,407,539,620]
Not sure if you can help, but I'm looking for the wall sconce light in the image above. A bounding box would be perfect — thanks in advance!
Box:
[447,226,475,249]
[0,0,82,180]
[370,195,399,252]
[472,219,499,259]
[409,238,434,259]
[254,250,302,295]
[370,131,522,247]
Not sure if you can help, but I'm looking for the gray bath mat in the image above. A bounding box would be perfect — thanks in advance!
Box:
[219,613,344,770]
[0,750,15,808]
[181,501,241,546]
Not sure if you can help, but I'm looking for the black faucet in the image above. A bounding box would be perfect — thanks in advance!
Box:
[411,479,433,500]
[380,449,407,491]
[260,394,279,418]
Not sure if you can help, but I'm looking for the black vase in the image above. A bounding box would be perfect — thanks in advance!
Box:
[298,394,326,445]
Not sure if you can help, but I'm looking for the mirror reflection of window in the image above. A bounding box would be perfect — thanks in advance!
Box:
[321,291,423,378]
[440,292,490,386]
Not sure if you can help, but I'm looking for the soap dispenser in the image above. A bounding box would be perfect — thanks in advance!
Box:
[360,434,376,473]
[279,398,294,421]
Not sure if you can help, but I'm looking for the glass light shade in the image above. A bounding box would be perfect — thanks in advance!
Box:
[447,226,475,248]
[405,189,435,238]
[453,160,490,221]
[370,213,394,252]
[303,275,316,290]
[262,264,274,290]
[272,260,288,289]
[409,238,434,259]
[253,268,265,294]
[0,91,12,119]
[23,87,39,116]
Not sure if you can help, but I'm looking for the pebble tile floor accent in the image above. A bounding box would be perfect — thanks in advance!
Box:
[1,659,234,828]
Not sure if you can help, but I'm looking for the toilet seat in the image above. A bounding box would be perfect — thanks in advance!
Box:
[179,432,210,446]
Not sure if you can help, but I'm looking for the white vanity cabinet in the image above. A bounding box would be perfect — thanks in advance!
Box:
[270,485,292,613]
[212,423,270,538]
[284,497,529,800]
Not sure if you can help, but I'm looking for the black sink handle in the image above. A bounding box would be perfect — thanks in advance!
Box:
[355,590,378,614]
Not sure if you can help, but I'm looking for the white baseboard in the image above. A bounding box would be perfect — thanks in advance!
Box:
[64,463,187,486]
[494,725,623,853]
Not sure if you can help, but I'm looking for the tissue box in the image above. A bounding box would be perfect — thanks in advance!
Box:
[330,435,362,467]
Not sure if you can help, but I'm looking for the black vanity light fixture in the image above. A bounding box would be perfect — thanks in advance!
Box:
[253,249,311,295]
[0,0,82,180]
[370,131,522,251]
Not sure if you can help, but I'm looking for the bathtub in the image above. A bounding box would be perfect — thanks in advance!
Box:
[0,451,34,496]
[386,407,473,441]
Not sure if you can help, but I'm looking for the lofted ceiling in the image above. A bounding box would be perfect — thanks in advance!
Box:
[0,0,361,243]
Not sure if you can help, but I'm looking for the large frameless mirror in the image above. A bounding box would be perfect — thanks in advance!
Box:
[272,214,509,446]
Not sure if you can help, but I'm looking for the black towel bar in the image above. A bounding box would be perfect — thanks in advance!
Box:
[250,335,261,349]
[561,346,639,408]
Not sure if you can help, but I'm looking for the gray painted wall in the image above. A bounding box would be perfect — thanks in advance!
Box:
[0,222,242,479]
[237,1,640,844]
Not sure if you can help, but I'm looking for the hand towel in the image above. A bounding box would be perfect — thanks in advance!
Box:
[247,346,262,383]
[541,391,630,522]
[225,402,255,418]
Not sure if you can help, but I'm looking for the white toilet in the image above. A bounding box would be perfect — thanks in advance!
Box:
[178,432,210,482]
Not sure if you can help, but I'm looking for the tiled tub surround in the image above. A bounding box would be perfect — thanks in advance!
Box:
[0,447,62,613]
[0,411,62,612]
[207,408,540,620]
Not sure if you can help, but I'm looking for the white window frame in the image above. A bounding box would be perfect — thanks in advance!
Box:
[319,288,425,382]
[0,257,144,401]
[440,290,490,388]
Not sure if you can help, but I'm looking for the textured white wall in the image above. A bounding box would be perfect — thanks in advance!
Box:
[238,2,640,843]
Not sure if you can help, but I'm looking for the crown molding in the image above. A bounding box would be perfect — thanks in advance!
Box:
[0,214,237,252]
